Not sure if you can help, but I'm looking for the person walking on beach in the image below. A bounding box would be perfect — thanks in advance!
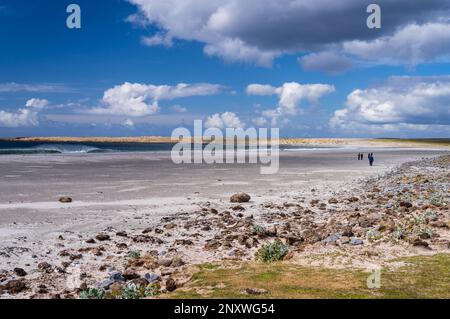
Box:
[357,153,361,160]
[368,153,374,166]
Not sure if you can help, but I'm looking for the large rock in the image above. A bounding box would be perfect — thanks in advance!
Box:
[59,197,72,203]
[13,268,27,277]
[230,193,251,203]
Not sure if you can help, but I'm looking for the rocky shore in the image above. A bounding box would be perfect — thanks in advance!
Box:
[0,155,449,299]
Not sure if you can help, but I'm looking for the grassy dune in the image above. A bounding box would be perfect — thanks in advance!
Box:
[168,254,450,299]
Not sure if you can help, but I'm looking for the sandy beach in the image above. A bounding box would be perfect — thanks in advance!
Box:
[0,146,449,298]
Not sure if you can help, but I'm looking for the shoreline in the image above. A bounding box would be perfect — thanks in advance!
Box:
[1,136,449,149]
[0,150,448,298]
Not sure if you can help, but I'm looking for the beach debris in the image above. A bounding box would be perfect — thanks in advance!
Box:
[59,197,73,203]
[230,193,251,203]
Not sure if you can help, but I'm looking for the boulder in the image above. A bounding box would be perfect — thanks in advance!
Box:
[13,268,27,277]
[230,193,251,203]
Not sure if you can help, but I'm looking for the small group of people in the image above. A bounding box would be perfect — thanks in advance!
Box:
[357,152,375,166]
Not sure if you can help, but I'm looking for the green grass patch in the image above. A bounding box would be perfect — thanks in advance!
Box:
[168,254,450,299]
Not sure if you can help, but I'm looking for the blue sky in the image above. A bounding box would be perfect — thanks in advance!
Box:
[1,0,450,138]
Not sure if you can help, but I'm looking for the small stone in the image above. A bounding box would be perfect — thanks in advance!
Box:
[79,283,88,291]
[144,273,161,284]
[164,223,176,230]
[123,271,140,281]
[171,257,185,267]
[85,238,96,244]
[95,233,110,241]
[230,193,251,203]
[430,221,449,229]
[98,279,115,290]
[38,262,52,272]
[411,238,429,248]
[165,278,177,292]
[13,268,27,277]
[69,254,82,261]
[348,197,359,203]
[350,238,364,246]
[328,198,339,204]
[232,205,245,211]
[323,234,340,245]
[59,197,72,203]
[116,231,128,237]
[110,271,126,283]
[244,288,268,295]
[129,278,149,287]
[399,201,413,208]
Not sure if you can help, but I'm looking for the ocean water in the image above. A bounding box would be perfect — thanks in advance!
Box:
[0,141,175,155]
[0,141,338,155]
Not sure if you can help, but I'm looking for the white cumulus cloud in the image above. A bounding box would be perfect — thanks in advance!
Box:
[0,108,39,127]
[26,98,49,109]
[247,82,335,125]
[205,112,245,129]
[330,76,450,133]
[91,82,223,117]
[343,23,450,66]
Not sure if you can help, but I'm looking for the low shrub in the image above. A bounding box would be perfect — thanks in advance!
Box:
[257,240,289,263]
